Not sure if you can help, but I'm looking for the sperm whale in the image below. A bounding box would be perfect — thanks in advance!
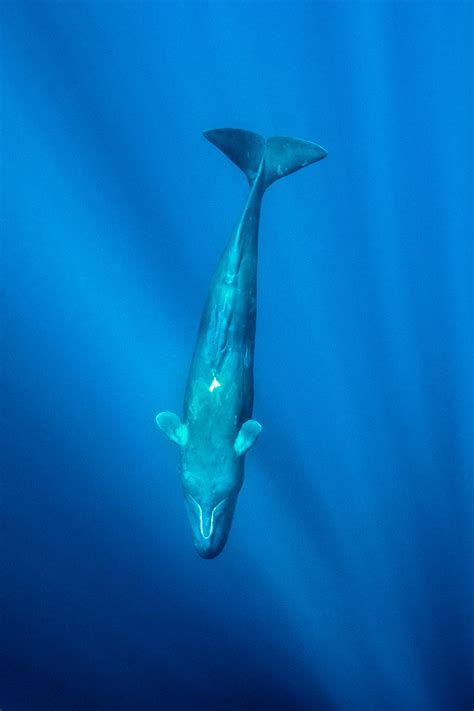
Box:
[156,128,327,558]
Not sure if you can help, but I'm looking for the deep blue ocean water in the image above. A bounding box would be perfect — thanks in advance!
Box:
[1,2,473,710]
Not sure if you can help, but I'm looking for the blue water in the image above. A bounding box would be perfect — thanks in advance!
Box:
[2,2,473,710]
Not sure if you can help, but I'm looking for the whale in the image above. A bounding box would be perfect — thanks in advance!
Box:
[156,128,327,558]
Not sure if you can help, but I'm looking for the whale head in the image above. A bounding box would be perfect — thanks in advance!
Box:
[182,481,240,559]
[156,412,262,559]
[180,446,243,559]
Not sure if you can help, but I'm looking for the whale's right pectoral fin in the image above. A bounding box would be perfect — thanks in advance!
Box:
[234,420,262,457]
[156,412,188,447]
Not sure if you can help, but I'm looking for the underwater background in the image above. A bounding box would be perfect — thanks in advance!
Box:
[2,2,473,710]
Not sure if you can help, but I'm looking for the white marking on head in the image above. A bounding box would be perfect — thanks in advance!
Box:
[196,501,215,539]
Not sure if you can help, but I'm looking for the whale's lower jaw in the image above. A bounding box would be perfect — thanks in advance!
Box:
[184,492,238,559]
[188,511,234,559]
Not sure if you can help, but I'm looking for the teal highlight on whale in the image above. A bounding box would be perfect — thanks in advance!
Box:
[156,128,327,558]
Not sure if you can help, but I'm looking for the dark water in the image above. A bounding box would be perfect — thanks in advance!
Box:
[2,2,473,710]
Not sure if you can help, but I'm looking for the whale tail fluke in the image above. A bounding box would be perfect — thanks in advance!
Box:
[263,135,328,187]
[203,129,266,184]
[203,128,327,189]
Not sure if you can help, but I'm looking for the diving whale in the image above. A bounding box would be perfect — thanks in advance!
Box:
[156,128,327,558]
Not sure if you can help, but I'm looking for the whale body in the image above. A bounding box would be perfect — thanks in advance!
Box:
[156,128,327,558]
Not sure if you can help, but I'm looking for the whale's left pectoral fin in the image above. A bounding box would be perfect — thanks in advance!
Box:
[156,412,188,447]
[234,420,262,457]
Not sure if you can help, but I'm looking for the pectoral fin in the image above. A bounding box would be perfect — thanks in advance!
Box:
[234,419,262,457]
[156,412,188,447]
